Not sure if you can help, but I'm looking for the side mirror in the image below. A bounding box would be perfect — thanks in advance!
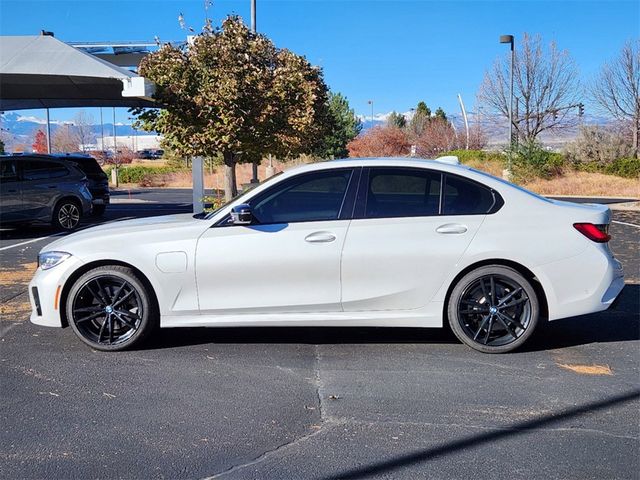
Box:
[230,204,253,225]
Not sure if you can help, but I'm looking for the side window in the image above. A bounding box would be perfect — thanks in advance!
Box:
[0,159,18,182]
[251,170,353,224]
[21,160,65,181]
[48,164,70,178]
[443,174,495,215]
[365,168,441,218]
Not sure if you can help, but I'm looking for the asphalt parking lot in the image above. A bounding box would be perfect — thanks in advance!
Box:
[1,189,638,479]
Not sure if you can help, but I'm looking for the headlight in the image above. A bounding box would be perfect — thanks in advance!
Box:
[38,251,71,270]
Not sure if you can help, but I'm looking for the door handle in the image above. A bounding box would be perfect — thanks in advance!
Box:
[305,231,336,243]
[436,223,468,234]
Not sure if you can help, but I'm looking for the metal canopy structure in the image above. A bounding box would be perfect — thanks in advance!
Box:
[0,35,156,110]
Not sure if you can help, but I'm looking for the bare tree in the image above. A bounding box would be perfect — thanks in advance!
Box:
[591,40,640,157]
[478,33,581,145]
[73,110,95,152]
[52,124,78,153]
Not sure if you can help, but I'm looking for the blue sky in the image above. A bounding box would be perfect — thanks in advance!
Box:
[1,0,638,125]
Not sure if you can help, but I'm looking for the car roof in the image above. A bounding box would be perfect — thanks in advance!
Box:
[285,157,473,176]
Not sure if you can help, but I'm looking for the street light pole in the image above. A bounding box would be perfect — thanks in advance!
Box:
[250,0,259,184]
[500,34,515,178]
[368,100,373,126]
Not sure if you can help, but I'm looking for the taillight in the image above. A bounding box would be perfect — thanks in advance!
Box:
[573,223,610,243]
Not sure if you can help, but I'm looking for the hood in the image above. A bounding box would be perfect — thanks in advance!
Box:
[42,213,205,254]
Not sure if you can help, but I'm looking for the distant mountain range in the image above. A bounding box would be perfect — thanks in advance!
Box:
[0,112,150,151]
[2,110,614,153]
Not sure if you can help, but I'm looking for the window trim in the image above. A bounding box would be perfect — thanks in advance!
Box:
[216,167,359,227]
[354,166,504,220]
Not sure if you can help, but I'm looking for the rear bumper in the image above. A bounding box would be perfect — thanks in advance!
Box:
[534,246,624,321]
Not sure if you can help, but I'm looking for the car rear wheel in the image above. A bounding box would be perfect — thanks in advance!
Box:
[447,266,539,354]
[66,266,157,351]
[52,199,81,230]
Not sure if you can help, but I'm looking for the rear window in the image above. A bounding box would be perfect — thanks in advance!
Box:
[69,157,104,175]
[442,174,495,215]
[365,168,441,218]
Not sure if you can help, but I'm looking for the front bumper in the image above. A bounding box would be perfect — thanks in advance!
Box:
[28,256,84,327]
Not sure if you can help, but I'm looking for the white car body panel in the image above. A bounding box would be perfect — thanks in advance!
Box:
[28,157,625,332]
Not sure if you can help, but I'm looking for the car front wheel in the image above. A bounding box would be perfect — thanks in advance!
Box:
[66,266,157,351]
[447,265,540,354]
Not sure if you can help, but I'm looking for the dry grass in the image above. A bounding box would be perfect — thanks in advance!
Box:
[0,299,31,319]
[557,363,613,375]
[522,171,640,198]
[464,159,504,177]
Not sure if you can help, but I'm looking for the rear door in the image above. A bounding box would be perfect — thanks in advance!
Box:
[19,158,70,218]
[0,158,23,222]
[340,167,494,311]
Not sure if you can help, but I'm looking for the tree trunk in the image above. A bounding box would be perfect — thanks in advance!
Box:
[634,117,639,159]
[223,151,238,202]
[251,161,259,183]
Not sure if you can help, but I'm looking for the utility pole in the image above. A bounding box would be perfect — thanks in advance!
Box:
[100,107,105,151]
[250,0,259,185]
[45,108,52,153]
[500,34,515,179]
[457,93,470,150]
[368,100,374,126]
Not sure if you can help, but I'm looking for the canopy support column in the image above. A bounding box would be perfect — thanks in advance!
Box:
[192,156,204,215]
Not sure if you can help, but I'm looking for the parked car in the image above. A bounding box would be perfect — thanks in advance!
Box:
[54,154,110,216]
[28,157,624,353]
[137,149,154,160]
[0,154,93,230]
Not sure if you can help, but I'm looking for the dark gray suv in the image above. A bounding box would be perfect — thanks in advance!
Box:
[0,155,93,230]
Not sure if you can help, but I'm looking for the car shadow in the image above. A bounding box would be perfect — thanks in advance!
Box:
[144,284,639,352]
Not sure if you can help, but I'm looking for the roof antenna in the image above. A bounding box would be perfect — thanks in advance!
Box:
[40,30,54,36]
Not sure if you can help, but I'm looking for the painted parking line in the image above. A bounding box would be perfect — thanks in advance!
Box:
[0,217,136,252]
[612,220,640,229]
[0,232,66,252]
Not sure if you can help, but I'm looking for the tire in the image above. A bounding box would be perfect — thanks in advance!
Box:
[66,265,158,351]
[92,205,106,216]
[52,199,81,231]
[447,265,539,354]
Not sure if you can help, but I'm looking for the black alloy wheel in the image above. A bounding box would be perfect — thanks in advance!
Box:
[67,266,156,351]
[448,266,540,353]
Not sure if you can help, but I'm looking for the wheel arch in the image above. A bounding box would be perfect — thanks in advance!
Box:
[59,259,159,328]
[443,259,549,323]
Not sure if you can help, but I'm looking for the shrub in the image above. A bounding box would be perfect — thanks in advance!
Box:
[565,126,633,169]
[440,149,505,164]
[604,157,640,179]
[511,143,567,182]
[104,165,182,184]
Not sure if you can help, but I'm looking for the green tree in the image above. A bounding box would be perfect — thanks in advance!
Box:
[136,16,330,200]
[434,107,447,121]
[409,101,432,137]
[387,111,407,129]
[314,92,362,159]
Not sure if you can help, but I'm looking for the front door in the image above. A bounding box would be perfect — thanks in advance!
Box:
[195,168,357,315]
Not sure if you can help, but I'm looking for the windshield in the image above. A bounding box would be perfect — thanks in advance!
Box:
[200,170,284,219]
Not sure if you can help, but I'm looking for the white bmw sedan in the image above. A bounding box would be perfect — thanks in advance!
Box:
[28,157,624,353]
